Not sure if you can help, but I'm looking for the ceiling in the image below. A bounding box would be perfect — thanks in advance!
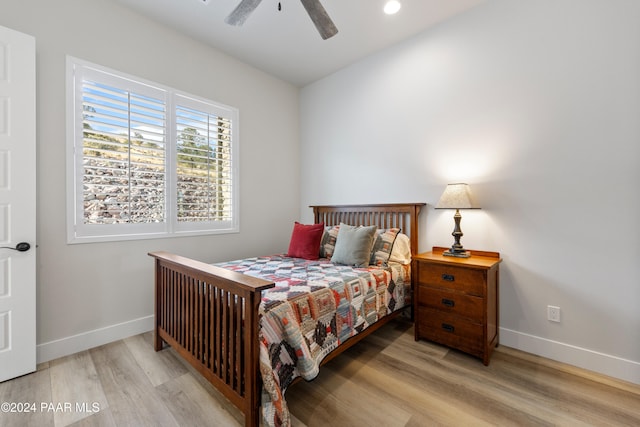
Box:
[115,0,486,87]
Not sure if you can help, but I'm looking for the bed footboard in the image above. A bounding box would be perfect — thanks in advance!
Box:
[149,251,274,427]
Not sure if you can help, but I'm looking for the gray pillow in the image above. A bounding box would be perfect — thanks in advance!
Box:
[331,223,377,267]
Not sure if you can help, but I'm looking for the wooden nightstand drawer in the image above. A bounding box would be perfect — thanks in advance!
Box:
[418,264,485,295]
[416,285,483,321]
[417,309,483,353]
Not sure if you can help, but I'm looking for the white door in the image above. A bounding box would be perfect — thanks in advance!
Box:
[0,25,36,382]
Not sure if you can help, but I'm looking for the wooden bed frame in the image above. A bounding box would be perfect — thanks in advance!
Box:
[149,203,425,427]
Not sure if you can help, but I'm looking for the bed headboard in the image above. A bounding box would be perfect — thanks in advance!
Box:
[310,203,426,256]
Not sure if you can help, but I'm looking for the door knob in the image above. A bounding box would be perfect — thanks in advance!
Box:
[1,242,31,252]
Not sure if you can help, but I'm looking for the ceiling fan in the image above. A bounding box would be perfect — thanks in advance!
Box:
[225,0,338,40]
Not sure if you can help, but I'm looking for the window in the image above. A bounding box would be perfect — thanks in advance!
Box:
[66,57,239,243]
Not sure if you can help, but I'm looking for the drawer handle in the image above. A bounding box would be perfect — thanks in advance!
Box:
[441,298,455,308]
[441,323,455,333]
[441,274,455,282]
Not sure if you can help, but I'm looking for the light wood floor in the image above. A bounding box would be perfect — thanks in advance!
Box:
[1,319,639,426]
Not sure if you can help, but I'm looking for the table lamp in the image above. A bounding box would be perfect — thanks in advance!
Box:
[435,183,480,258]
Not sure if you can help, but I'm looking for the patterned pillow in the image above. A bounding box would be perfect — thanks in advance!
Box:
[369,228,400,266]
[319,225,340,259]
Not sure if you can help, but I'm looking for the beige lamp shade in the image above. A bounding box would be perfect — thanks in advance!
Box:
[435,183,480,210]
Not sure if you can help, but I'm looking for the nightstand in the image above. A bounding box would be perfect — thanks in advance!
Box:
[413,246,501,365]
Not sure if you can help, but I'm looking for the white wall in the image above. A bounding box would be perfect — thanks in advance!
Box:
[300,0,640,384]
[1,0,300,361]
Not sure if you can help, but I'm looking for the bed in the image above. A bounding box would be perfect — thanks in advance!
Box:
[149,203,425,426]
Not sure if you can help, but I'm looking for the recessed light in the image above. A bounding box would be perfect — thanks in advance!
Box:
[384,0,401,15]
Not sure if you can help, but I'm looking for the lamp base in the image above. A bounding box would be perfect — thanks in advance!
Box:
[442,250,471,258]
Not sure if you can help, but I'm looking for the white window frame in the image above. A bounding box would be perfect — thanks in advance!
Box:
[66,56,239,244]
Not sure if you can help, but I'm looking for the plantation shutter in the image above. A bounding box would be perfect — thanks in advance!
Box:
[174,94,236,230]
[81,76,167,226]
[67,57,239,243]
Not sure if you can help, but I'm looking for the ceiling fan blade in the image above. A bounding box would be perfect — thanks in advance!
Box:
[299,0,338,40]
[225,0,263,26]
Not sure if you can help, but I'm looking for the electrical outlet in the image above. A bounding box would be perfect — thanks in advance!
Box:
[547,305,561,322]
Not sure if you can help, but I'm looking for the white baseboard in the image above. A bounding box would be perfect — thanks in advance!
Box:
[37,315,154,364]
[500,327,640,385]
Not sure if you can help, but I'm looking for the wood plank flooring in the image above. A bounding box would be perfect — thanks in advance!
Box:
[1,319,638,426]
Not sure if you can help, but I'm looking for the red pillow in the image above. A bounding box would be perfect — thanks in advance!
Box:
[287,222,324,260]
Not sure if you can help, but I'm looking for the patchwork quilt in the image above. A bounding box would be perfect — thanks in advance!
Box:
[215,255,411,427]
